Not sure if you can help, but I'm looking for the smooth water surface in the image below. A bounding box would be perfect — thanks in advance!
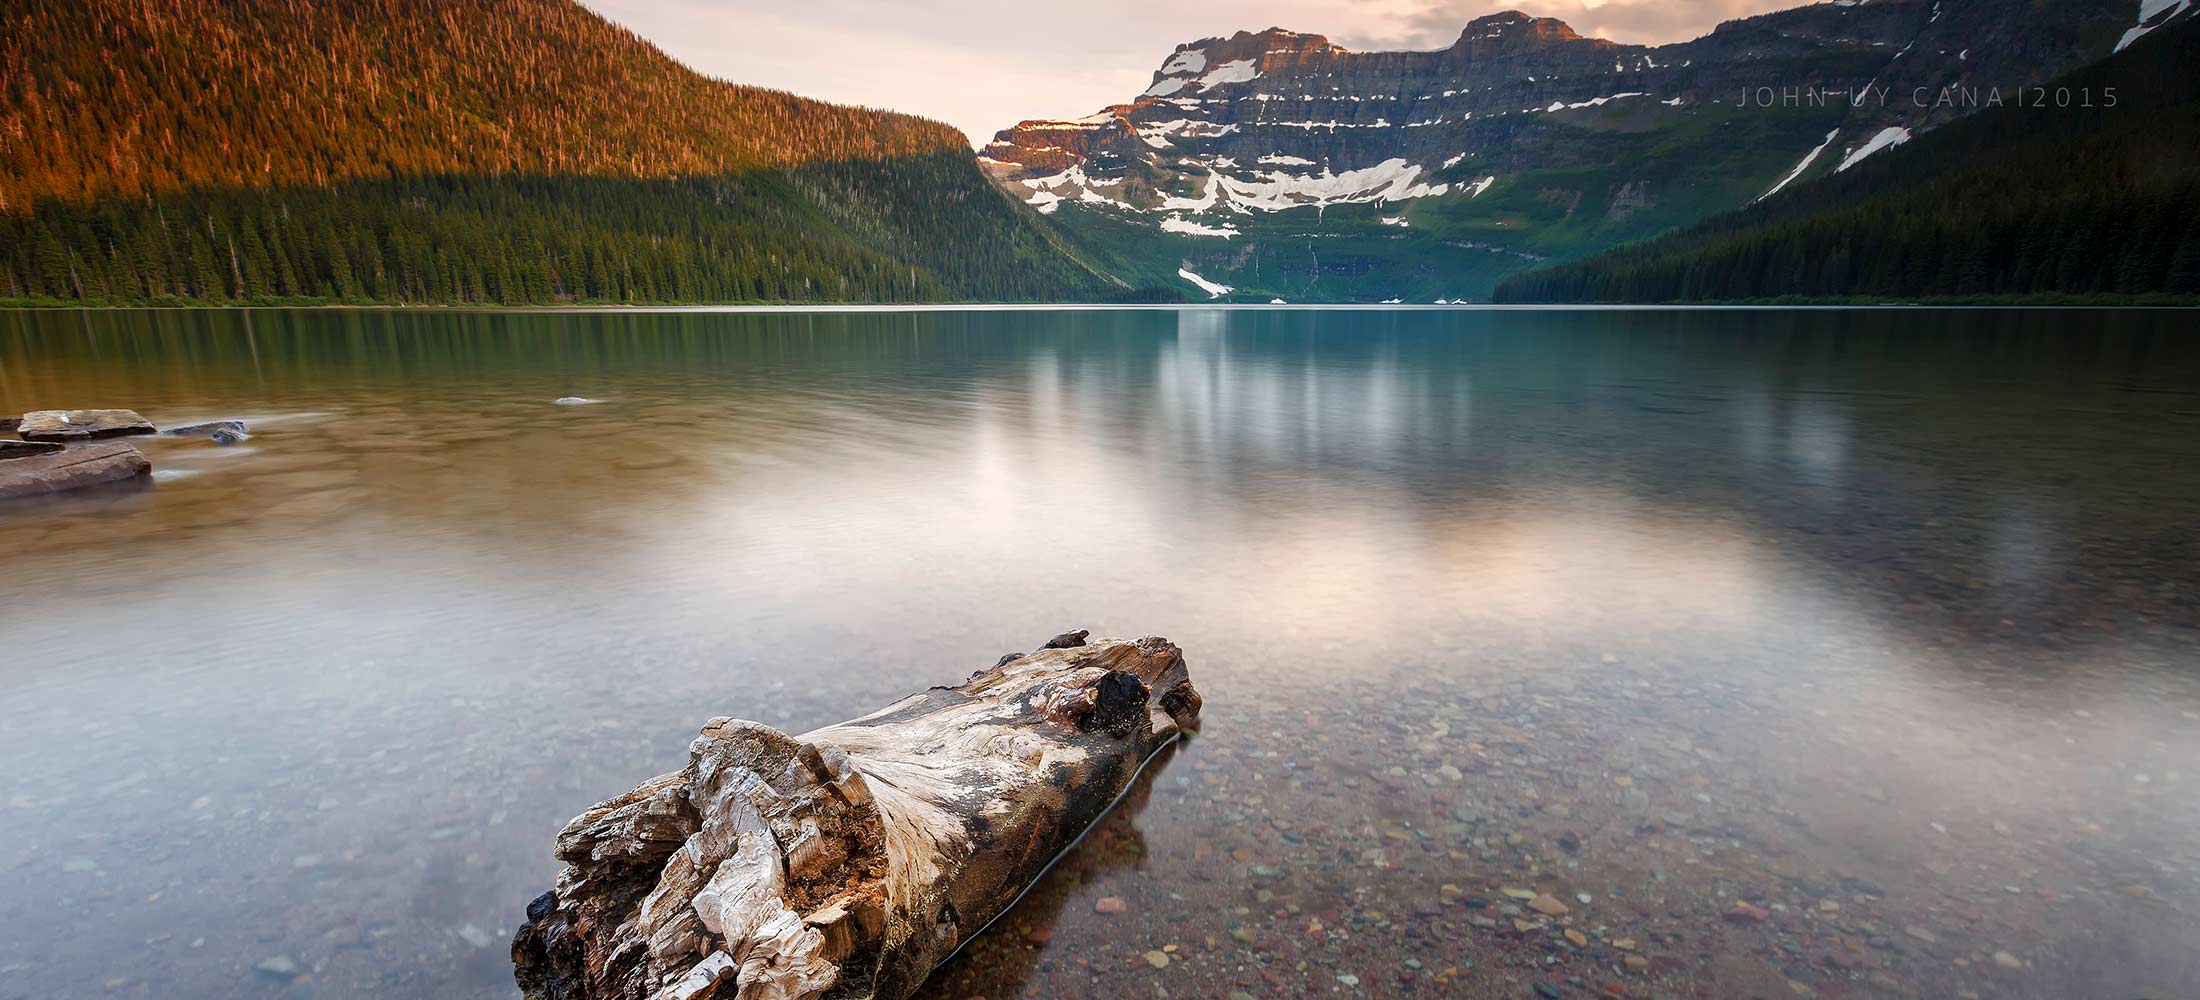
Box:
[3,308,2197,1000]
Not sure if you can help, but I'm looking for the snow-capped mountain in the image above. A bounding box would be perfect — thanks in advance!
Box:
[982,0,2148,302]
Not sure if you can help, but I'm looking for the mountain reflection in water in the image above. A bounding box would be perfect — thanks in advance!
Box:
[2,307,2196,1000]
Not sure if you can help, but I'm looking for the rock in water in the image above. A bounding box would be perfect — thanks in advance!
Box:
[0,441,152,500]
[512,634,1202,1000]
[0,416,18,435]
[0,440,65,461]
[163,420,250,445]
[253,956,299,979]
[16,409,157,441]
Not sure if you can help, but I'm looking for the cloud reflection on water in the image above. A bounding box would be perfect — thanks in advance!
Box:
[1,307,2197,998]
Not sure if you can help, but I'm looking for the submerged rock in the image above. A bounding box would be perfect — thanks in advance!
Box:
[16,409,157,441]
[0,440,152,500]
[253,956,299,979]
[163,419,250,445]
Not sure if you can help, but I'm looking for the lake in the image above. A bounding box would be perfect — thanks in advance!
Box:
[3,307,2197,1000]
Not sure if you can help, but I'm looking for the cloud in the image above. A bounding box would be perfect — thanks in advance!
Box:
[1345,0,1788,51]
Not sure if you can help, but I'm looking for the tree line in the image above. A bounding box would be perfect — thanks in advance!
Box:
[1,158,1105,305]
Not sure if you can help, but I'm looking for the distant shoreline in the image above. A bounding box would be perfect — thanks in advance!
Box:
[3,300,2195,314]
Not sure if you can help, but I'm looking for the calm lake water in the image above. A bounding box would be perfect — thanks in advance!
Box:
[3,307,2198,1000]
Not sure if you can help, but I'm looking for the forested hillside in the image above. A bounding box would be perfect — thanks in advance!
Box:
[1,157,1099,304]
[1493,15,2200,304]
[0,0,968,208]
[0,0,1104,304]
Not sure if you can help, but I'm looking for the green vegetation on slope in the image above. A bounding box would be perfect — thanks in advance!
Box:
[1032,101,1851,303]
[0,0,1105,304]
[1,158,1103,305]
[1493,19,2200,304]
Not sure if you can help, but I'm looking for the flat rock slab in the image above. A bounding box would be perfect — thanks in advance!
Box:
[0,440,65,461]
[18,409,157,442]
[0,441,152,500]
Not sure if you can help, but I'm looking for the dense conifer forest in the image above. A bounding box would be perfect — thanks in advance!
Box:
[1493,17,2200,304]
[0,157,1105,304]
[0,0,1106,304]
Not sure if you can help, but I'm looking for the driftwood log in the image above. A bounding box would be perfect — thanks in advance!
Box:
[513,632,1201,1000]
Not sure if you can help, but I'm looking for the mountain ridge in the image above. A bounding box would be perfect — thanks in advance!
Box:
[982,0,2139,302]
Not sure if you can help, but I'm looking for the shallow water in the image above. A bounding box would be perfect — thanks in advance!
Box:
[2,307,2197,1000]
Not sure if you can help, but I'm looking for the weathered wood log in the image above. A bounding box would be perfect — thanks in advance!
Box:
[513,632,1201,1000]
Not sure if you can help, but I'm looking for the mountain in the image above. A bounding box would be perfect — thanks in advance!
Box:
[982,0,2140,303]
[0,0,1105,304]
[1492,7,2200,303]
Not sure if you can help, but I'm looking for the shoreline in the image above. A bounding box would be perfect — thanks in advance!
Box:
[3,301,2197,314]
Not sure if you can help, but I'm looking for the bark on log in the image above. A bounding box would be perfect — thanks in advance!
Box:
[513,632,1202,1000]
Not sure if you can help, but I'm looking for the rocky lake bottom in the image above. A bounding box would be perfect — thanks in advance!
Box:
[2,307,2196,1000]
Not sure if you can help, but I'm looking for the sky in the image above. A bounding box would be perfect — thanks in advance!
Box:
[582,1,1795,145]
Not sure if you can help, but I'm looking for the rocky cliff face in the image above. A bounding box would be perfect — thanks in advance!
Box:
[983,1,2140,302]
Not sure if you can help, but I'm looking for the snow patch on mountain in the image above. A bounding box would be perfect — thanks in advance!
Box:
[1160,49,1208,76]
[2117,0,2195,51]
[1162,216,1241,238]
[1761,129,1840,200]
[1199,59,1261,91]
[1837,126,1910,172]
[1160,174,1222,212]
[1179,267,1233,297]
[1045,164,1114,188]
[1543,93,1648,113]
[1021,155,1454,219]
[1019,112,1116,129]
[1216,158,1450,212]
[1144,119,1239,140]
